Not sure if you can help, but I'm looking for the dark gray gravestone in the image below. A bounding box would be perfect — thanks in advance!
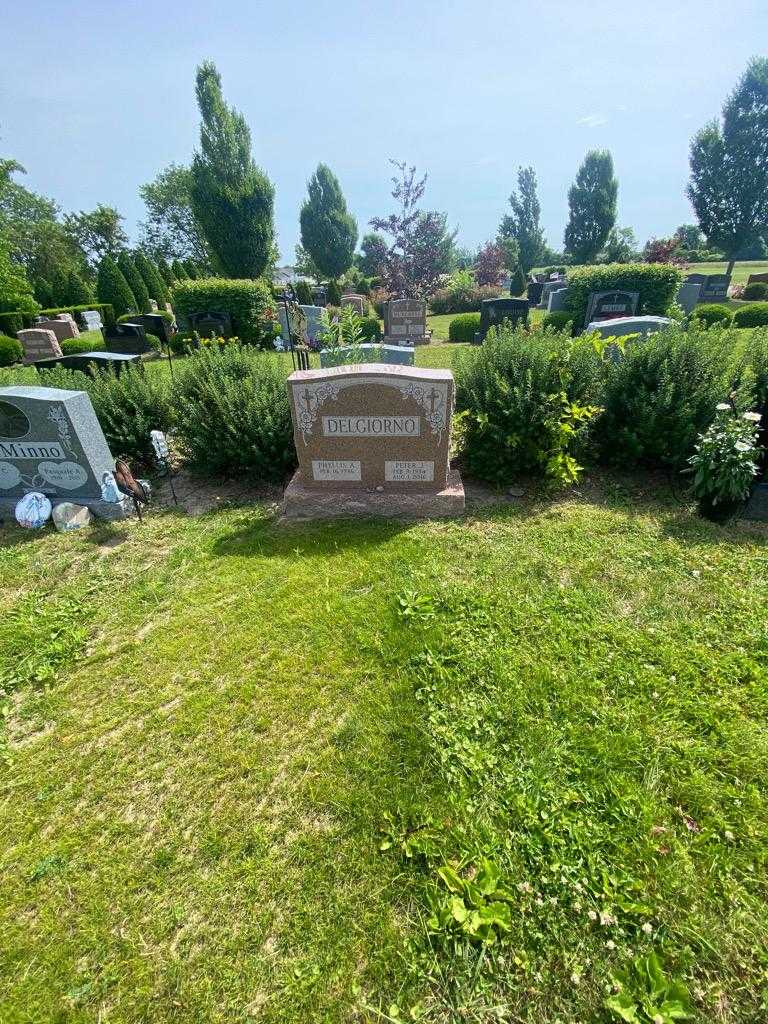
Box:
[0,385,127,519]
[547,287,570,313]
[477,298,529,342]
[744,483,768,521]
[34,352,142,377]
[676,281,701,315]
[383,299,428,345]
[584,290,639,328]
[102,322,152,355]
[698,275,731,302]
[132,314,173,346]
[184,311,233,338]
[747,273,768,287]
[527,282,544,307]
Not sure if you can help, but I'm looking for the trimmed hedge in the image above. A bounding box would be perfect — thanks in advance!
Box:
[449,313,481,342]
[0,334,23,366]
[542,310,575,331]
[565,263,682,329]
[41,303,116,329]
[733,303,768,328]
[0,312,24,335]
[692,304,732,327]
[60,337,107,356]
[172,278,276,345]
[743,282,768,301]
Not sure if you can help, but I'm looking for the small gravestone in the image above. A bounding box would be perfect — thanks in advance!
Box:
[527,282,544,306]
[312,286,328,307]
[539,280,567,310]
[584,290,639,327]
[676,281,701,315]
[132,313,173,345]
[744,482,768,521]
[319,344,415,368]
[80,310,103,332]
[697,275,731,303]
[747,272,768,287]
[299,305,325,344]
[341,293,366,315]
[103,322,151,355]
[383,299,428,345]
[477,297,529,341]
[184,311,233,338]
[586,315,673,339]
[0,385,127,520]
[547,287,570,313]
[52,501,92,532]
[36,316,79,341]
[283,364,464,520]
[16,329,62,364]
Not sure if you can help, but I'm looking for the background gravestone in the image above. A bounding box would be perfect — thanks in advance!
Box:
[80,310,103,332]
[36,317,79,341]
[547,287,570,313]
[526,281,544,306]
[584,290,639,327]
[102,322,152,355]
[17,329,62,364]
[676,281,701,314]
[747,272,768,287]
[340,294,366,315]
[283,363,464,519]
[131,313,174,346]
[299,305,325,344]
[383,299,427,345]
[478,298,529,341]
[0,385,126,519]
[586,315,673,340]
[183,311,233,338]
[697,275,731,302]
[539,281,567,310]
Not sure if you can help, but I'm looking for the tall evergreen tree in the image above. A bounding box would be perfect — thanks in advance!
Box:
[688,57,768,275]
[63,269,94,306]
[190,60,275,278]
[183,259,199,279]
[498,167,546,274]
[157,257,175,287]
[118,251,151,312]
[134,251,169,305]
[299,163,358,281]
[563,150,618,264]
[96,256,136,317]
[172,259,189,281]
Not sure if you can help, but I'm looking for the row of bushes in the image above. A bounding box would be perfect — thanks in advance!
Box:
[454,321,768,484]
[0,303,116,336]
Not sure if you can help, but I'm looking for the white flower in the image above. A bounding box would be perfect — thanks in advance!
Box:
[725,830,735,841]
[570,972,581,985]
[641,921,653,935]
[742,411,761,422]
[735,441,752,452]
[606,940,616,950]
[653,1015,664,1024]
[716,403,731,411]
[518,881,533,893]
[600,910,617,927]
[587,910,598,921]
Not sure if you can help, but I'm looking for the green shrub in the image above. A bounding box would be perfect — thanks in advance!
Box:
[172,277,276,345]
[448,313,481,342]
[326,279,342,306]
[360,315,383,341]
[743,282,768,301]
[565,262,682,328]
[430,271,502,313]
[172,345,295,481]
[118,252,152,313]
[0,312,23,336]
[60,336,107,356]
[731,327,768,411]
[594,324,733,469]
[172,259,189,281]
[295,280,313,305]
[97,256,137,318]
[134,252,169,306]
[454,324,602,484]
[542,310,575,331]
[36,364,174,463]
[692,303,732,327]
[0,334,23,366]
[733,303,768,328]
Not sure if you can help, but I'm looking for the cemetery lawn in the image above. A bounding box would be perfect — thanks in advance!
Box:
[2,479,768,1023]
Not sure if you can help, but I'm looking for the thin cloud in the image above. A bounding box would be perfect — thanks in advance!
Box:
[576,113,608,128]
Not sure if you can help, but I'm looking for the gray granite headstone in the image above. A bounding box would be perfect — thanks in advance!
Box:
[340,294,366,315]
[698,274,731,302]
[586,315,673,339]
[747,273,768,287]
[478,297,529,341]
[547,287,570,313]
[80,310,104,332]
[0,386,127,519]
[299,305,325,344]
[676,282,701,315]
[584,290,639,328]
[539,280,567,310]
[319,344,415,368]
[383,299,427,344]
[527,282,544,306]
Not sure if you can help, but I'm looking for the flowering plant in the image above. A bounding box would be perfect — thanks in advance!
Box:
[688,404,762,506]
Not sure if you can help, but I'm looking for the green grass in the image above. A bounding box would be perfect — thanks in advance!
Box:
[1,479,767,1022]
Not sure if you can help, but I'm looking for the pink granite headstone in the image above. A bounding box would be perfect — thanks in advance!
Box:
[16,329,63,364]
[37,316,79,341]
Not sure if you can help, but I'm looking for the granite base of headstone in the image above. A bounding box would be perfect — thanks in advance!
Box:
[17,329,62,364]
[282,363,464,520]
[476,298,529,342]
[0,385,129,521]
[319,344,415,368]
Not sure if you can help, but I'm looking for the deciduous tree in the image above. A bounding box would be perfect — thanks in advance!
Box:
[563,150,618,264]
[64,204,128,272]
[139,163,211,266]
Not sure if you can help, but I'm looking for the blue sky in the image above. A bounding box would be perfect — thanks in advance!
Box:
[1,1,765,263]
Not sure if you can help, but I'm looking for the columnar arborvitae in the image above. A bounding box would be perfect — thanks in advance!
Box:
[118,252,151,312]
[190,61,275,278]
[299,163,358,280]
[172,259,189,280]
[563,150,618,264]
[134,251,169,305]
[157,257,175,287]
[96,256,137,317]
[64,269,94,306]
